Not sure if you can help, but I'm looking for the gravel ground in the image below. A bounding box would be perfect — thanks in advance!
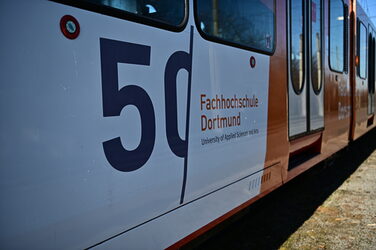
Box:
[280,140,376,249]
[185,128,376,250]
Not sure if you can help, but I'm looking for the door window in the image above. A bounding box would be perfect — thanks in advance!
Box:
[290,0,304,94]
[311,0,322,94]
[329,0,345,72]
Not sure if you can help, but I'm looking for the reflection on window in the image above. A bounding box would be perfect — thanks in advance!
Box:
[290,0,304,94]
[311,0,322,94]
[329,0,344,72]
[358,22,367,79]
[196,0,275,53]
[84,0,185,26]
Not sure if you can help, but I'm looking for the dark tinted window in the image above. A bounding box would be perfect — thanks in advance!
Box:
[83,0,186,26]
[329,0,344,72]
[373,37,376,93]
[368,34,375,94]
[290,0,304,94]
[344,4,349,73]
[311,0,322,94]
[358,21,367,79]
[196,0,275,53]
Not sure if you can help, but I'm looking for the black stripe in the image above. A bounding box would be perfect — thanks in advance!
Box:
[180,25,195,204]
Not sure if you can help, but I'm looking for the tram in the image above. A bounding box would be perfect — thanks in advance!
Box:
[0,0,375,248]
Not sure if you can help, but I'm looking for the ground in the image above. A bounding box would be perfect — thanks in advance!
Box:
[280,144,376,249]
[184,128,376,250]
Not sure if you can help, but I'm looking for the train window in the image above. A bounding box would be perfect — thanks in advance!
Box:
[368,32,375,94]
[344,4,349,73]
[329,0,345,73]
[65,0,186,28]
[311,0,322,94]
[358,21,367,79]
[290,0,304,94]
[195,0,275,54]
[371,37,376,94]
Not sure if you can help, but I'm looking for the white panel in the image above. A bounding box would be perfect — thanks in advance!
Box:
[185,39,269,202]
[94,171,264,249]
[0,1,269,249]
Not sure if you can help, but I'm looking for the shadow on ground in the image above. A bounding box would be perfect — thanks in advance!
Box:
[183,129,376,250]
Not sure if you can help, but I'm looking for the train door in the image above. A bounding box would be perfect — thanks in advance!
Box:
[288,0,324,138]
[353,11,369,137]
[0,1,193,247]
[368,26,375,115]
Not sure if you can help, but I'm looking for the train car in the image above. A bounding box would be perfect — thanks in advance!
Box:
[0,0,374,248]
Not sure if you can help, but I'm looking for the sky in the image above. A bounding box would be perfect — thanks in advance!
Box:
[359,0,376,25]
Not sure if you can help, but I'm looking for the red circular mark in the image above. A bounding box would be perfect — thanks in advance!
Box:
[60,15,80,40]
[250,56,256,68]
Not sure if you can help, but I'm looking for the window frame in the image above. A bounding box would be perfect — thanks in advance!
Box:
[328,0,345,74]
[194,0,277,55]
[51,0,189,32]
[357,19,367,79]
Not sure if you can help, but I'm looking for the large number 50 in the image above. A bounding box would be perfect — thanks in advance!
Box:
[100,36,192,175]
